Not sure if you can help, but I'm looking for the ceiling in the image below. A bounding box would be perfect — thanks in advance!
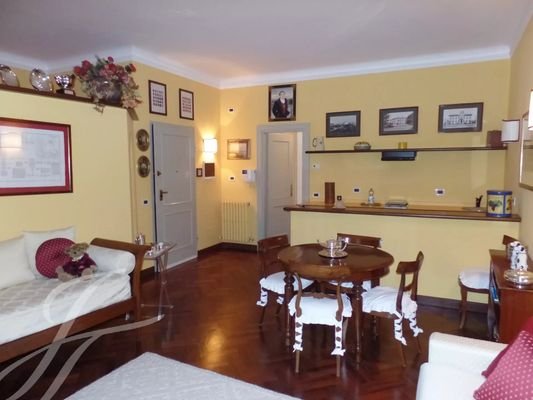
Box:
[1,0,532,88]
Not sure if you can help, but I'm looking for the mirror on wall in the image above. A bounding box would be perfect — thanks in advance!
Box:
[519,112,533,191]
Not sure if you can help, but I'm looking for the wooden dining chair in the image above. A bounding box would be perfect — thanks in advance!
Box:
[288,262,353,377]
[458,234,517,329]
[256,234,313,324]
[362,251,424,367]
[329,233,382,292]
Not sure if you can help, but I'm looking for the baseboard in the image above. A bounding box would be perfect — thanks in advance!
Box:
[418,294,487,313]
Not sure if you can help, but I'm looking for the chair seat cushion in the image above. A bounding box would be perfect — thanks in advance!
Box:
[288,293,352,325]
[459,269,490,290]
[259,272,313,295]
[362,286,417,318]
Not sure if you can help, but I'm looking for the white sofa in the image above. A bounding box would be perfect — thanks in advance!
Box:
[0,229,148,363]
[416,332,506,400]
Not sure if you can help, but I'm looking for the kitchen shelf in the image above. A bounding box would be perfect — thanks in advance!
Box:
[306,146,506,154]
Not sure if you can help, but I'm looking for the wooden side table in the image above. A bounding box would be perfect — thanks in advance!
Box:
[488,249,533,342]
[142,242,176,320]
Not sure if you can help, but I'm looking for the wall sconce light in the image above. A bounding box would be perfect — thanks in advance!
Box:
[203,138,218,154]
[528,89,533,130]
[0,133,22,148]
[501,119,520,142]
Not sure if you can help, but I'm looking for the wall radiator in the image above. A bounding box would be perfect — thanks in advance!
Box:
[222,201,251,243]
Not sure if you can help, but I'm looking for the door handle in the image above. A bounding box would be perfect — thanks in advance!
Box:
[159,190,168,201]
[290,184,293,197]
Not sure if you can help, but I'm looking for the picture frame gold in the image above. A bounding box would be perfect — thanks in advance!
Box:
[227,139,250,160]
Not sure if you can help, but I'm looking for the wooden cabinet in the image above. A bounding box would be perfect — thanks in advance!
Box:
[488,250,533,343]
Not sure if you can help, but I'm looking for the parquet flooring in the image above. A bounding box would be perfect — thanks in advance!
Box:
[0,249,487,400]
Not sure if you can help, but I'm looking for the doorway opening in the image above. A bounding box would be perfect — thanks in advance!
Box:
[256,123,310,241]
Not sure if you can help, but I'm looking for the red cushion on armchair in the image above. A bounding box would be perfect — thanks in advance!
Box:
[474,330,533,399]
[482,316,533,378]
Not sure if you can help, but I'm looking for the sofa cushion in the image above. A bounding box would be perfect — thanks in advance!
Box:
[482,316,533,378]
[417,362,486,400]
[87,245,135,275]
[24,227,76,278]
[0,272,131,345]
[474,330,533,399]
[36,238,75,278]
[0,236,35,290]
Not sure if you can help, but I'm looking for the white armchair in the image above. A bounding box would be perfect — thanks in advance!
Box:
[416,332,505,400]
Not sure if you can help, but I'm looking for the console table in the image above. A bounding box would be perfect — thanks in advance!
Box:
[488,249,533,343]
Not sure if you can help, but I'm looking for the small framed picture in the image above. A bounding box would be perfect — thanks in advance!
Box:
[179,89,194,120]
[326,111,361,138]
[269,84,296,121]
[379,106,418,135]
[148,80,167,115]
[438,102,483,133]
[227,139,250,160]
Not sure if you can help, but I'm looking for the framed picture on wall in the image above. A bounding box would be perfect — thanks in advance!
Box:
[0,117,72,195]
[379,106,418,135]
[148,80,167,115]
[227,139,250,160]
[519,111,533,191]
[438,102,483,133]
[326,111,361,137]
[179,89,194,120]
[269,84,296,121]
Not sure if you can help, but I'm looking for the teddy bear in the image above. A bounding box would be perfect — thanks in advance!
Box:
[56,242,97,281]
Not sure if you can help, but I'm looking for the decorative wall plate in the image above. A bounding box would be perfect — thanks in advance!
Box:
[136,129,150,151]
[0,65,20,87]
[137,156,151,177]
[30,69,52,91]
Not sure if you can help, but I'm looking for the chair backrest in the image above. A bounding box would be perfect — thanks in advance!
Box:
[395,251,424,313]
[337,233,381,248]
[257,234,289,278]
[291,264,348,321]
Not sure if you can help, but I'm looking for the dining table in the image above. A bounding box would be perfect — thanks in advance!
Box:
[277,242,394,363]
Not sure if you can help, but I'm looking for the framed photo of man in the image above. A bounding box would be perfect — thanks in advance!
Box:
[269,84,296,121]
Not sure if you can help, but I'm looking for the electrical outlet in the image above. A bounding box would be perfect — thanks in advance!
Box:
[312,163,320,169]
[353,187,360,193]
[435,188,445,196]
[312,192,320,198]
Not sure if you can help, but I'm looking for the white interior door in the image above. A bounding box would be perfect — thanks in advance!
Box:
[152,122,197,267]
[266,132,297,237]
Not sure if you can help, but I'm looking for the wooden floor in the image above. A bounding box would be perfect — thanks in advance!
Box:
[0,249,487,400]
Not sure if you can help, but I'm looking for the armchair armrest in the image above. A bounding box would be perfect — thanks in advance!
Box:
[428,332,505,374]
[90,238,150,320]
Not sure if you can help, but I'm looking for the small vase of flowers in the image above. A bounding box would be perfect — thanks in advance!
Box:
[73,56,141,112]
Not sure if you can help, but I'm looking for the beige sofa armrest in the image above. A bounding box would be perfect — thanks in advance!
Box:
[428,332,506,374]
[90,238,150,321]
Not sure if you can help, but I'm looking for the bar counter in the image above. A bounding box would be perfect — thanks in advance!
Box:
[285,203,521,301]
[284,203,521,222]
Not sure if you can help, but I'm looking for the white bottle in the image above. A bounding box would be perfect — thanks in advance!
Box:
[368,188,375,205]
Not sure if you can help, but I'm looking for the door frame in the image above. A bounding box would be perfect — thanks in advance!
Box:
[256,122,310,241]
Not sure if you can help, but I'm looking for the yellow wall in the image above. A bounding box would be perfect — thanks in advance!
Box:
[289,211,519,301]
[0,91,133,243]
[220,61,510,238]
[507,18,533,251]
[127,63,222,250]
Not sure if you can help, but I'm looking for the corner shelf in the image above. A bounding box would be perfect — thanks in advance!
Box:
[306,146,506,154]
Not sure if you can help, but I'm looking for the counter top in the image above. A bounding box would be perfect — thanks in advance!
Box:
[284,203,521,222]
